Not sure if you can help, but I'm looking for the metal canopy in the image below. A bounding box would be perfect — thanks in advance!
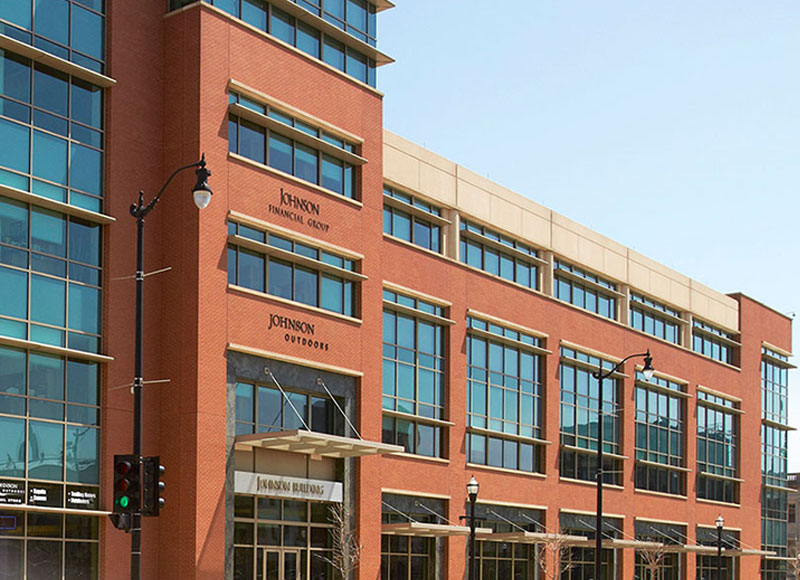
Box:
[382,522,493,538]
[479,531,589,545]
[568,538,664,549]
[235,429,403,458]
[663,544,719,554]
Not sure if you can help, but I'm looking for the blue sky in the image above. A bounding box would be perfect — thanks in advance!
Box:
[378,2,800,468]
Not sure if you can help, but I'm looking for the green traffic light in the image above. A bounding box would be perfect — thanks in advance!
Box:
[119,496,130,508]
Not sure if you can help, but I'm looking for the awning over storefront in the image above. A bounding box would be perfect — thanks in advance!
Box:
[478,531,589,544]
[235,429,404,458]
[724,549,777,557]
[568,538,664,549]
[381,522,493,538]
[663,544,718,554]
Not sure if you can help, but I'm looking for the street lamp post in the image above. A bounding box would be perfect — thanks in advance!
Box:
[466,477,479,580]
[591,350,653,580]
[716,515,724,580]
[127,155,212,580]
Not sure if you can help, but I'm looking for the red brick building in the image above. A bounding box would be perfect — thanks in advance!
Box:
[0,1,792,579]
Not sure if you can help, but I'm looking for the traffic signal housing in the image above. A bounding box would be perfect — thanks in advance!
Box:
[113,454,140,514]
[142,456,165,517]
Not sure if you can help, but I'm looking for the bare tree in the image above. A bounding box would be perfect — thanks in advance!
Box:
[536,533,573,580]
[315,503,362,580]
[636,543,666,580]
[788,555,800,580]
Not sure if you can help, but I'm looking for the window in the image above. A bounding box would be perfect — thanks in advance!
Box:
[0,52,105,211]
[560,513,619,580]
[553,260,616,319]
[0,511,100,580]
[383,186,442,253]
[466,316,544,473]
[473,505,542,579]
[762,486,788,558]
[761,347,791,563]
[173,0,378,85]
[696,391,739,503]
[692,319,737,365]
[559,347,622,485]
[0,196,102,352]
[762,346,790,425]
[0,0,105,72]
[634,521,684,580]
[228,92,358,198]
[380,494,440,580]
[234,380,345,437]
[634,371,686,495]
[381,290,447,458]
[227,220,359,317]
[696,527,737,580]
[459,220,540,290]
[0,344,100,502]
[629,292,682,345]
[233,495,336,580]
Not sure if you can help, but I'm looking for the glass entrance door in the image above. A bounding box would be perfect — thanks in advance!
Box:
[262,549,302,580]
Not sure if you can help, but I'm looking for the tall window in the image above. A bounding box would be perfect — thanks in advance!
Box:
[0,0,105,72]
[692,319,737,365]
[634,520,684,580]
[383,186,442,253]
[560,513,619,580]
[233,495,336,580]
[473,504,542,579]
[553,260,616,319]
[696,391,739,503]
[0,343,101,579]
[761,346,791,571]
[634,372,686,495]
[227,220,359,317]
[466,316,544,473]
[228,92,359,198]
[0,196,102,353]
[459,220,540,290]
[696,527,737,580]
[559,347,622,485]
[629,292,682,345]
[172,0,378,86]
[0,52,105,211]
[381,289,447,458]
[380,494,440,580]
[234,380,344,437]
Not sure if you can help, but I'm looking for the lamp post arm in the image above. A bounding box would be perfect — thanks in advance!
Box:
[591,351,650,381]
[130,156,206,219]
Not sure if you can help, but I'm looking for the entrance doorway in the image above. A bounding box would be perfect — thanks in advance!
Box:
[262,549,302,580]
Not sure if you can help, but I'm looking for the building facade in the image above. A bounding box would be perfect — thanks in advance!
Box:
[0,1,794,579]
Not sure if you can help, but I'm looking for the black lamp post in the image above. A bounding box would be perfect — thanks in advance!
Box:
[591,350,653,580]
[716,515,724,580]
[466,476,479,580]
[127,155,212,580]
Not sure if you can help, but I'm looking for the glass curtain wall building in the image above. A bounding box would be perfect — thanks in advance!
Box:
[0,2,107,577]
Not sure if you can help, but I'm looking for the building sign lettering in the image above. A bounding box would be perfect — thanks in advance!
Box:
[0,480,25,505]
[268,313,329,351]
[234,471,342,503]
[268,188,331,233]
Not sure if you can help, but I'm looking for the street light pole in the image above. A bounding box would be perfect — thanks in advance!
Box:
[716,515,724,580]
[127,155,212,580]
[591,350,653,580]
[466,477,479,580]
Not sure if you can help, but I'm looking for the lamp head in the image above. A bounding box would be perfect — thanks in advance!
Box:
[642,350,655,381]
[716,515,724,529]
[192,153,212,210]
[466,476,479,500]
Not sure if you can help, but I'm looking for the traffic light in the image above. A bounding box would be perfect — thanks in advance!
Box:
[142,456,165,517]
[113,454,140,514]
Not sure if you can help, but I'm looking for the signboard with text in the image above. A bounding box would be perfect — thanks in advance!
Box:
[234,471,342,503]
